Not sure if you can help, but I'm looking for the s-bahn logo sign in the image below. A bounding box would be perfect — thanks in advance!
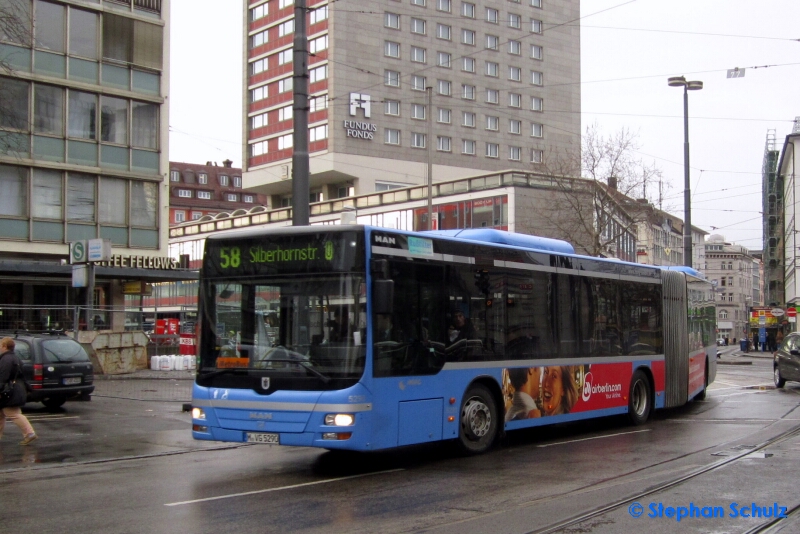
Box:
[344,92,377,140]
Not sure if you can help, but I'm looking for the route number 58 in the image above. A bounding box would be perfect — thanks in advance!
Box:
[219,247,241,268]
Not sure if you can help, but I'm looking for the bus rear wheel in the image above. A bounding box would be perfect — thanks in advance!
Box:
[627,370,652,426]
[695,361,708,401]
[458,384,498,455]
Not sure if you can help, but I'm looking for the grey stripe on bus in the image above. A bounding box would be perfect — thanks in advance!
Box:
[371,245,474,264]
[442,354,667,370]
[192,401,373,411]
[372,247,662,285]
[497,260,662,284]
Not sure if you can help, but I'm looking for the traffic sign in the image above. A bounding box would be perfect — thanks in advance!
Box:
[788,308,797,318]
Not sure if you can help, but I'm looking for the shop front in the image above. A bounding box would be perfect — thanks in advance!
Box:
[0,254,197,332]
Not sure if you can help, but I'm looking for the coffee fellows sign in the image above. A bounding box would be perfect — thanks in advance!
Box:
[95,254,180,270]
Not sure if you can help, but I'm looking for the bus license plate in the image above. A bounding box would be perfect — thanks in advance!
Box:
[246,432,279,444]
[63,377,81,385]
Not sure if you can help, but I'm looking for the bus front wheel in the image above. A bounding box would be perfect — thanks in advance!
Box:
[458,384,498,455]
[627,370,652,426]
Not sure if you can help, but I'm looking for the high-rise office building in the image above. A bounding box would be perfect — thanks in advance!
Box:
[0,0,174,327]
[242,0,580,208]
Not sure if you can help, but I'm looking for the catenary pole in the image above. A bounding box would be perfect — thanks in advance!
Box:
[292,0,310,226]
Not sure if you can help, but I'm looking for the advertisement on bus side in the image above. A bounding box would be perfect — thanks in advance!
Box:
[501,363,660,422]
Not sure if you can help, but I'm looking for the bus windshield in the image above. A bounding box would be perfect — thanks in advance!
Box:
[197,229,366,387]
[200,274,367,380]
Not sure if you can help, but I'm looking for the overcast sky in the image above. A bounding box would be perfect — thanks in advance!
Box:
[169,0,800,250]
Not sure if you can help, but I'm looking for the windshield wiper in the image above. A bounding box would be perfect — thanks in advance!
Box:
[261,359,331,383]
[200,361,331,383]
[198,367,249,379]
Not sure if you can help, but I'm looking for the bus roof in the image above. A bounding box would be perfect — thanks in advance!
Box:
[422,229,575,254]
[661,265,706,279]
[205,225,704,281]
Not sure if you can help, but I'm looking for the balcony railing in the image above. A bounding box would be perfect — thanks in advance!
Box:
[106,0,162,15]
[135,0,162,13]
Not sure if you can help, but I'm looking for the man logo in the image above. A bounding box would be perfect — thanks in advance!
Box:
[350,92,371,118]
[374,235,396,245]
[262,377,270,390]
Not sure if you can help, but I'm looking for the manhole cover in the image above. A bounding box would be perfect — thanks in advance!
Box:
[713,445,756,456]
[744,452,773,459]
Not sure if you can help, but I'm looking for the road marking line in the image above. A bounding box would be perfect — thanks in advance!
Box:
[164,468,405,507]
[536,429,651,448]
[667,418,783,423]
[710,384,772,393]
[26,415,80,421]
[712,392,765,399]
[718,401,774,403]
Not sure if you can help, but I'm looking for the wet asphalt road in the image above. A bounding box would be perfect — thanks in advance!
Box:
[2,347,799,534]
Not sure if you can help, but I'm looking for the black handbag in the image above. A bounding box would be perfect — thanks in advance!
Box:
[0,379,15,401]
[0,358,20,401]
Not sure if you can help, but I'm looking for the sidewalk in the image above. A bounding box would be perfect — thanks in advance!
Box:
[732,350,773,359]
[717,344,773,365]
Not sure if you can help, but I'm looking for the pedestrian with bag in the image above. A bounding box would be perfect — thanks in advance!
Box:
[0,337,37,445]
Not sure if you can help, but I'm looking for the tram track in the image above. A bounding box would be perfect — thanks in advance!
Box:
[742,501,800,534]
[528,420,800,534]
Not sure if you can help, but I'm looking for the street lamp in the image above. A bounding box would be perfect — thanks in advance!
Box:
[668,76,703,268]
[426,86,433,230]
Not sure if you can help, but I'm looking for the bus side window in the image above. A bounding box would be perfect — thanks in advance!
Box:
[375,260,447,376]
[445,264,483,362]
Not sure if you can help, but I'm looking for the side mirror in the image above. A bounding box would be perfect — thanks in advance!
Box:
[373,280,394,315]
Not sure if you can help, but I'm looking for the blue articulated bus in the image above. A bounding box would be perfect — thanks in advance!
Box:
[191,225,716,454]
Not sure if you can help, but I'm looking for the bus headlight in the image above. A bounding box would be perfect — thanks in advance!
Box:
[192,407,206,420]
[325,413,354,426]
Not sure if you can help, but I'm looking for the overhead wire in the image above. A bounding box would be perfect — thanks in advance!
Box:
[239,1,791,246]
[318,0,639,108]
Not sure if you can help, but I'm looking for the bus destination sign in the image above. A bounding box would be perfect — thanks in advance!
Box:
[204,232,362,277]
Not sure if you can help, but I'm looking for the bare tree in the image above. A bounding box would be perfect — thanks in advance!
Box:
[0,0,31,53]
[0,0,32,153]
[536,124,665,258]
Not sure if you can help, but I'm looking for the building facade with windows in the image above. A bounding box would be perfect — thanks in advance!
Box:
[778,129,800,320]
[632,201,708,270]
[0,0,178,329]
[704,235,758,341]
[762,129,783,309]
[242,0,580,208]
[168,160,269,225]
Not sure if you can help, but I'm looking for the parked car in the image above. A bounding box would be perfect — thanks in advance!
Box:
[1,331,94,409]
[773,332,800,388]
